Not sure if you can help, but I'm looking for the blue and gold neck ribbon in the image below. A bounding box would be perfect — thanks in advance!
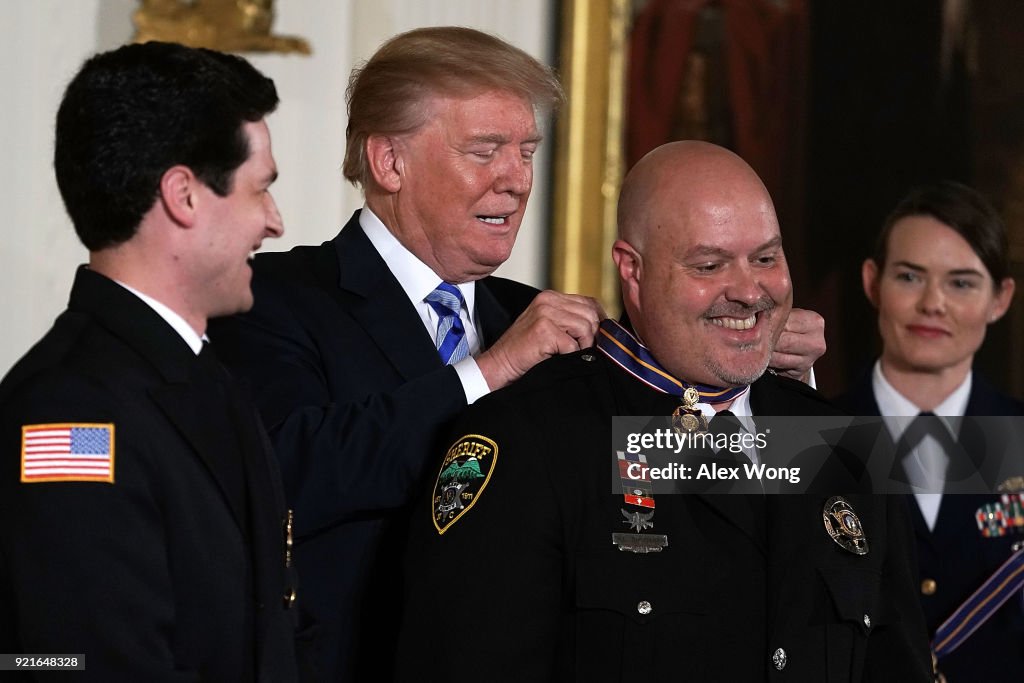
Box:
[932,546,1024,658]
[595,318,747,404]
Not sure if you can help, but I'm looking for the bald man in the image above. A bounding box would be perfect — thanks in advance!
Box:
[396,142,931,682]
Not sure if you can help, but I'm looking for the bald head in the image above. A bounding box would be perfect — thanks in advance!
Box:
[617,141,775,251]
[612,141,792,387]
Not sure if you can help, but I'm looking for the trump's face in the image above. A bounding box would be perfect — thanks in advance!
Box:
[388,90,540,283]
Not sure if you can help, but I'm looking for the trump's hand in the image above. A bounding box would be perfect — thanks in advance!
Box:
[476,290,604,391]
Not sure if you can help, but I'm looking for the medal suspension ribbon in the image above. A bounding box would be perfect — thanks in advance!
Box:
[931,546,1024,658]
[595,319,748,407]
[933,493,1024,659]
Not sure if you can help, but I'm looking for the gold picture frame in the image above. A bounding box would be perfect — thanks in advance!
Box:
[551,0,630,313]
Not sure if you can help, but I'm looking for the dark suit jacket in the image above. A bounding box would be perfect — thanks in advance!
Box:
[836,371,1024,682]
[0,268,297,682]
[398,352,931,682]
[209,211,538,681]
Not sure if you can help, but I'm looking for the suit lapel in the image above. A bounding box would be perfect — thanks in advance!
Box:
[323,212,528,376]
[328,213,444,381]
[964,375,1007,415]
[475,278,516,347]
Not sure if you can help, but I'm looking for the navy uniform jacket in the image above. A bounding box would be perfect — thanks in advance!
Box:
[398,351,932,682]
[208,211,538,681]
[836,372,1024,682]
[0,268,298,682]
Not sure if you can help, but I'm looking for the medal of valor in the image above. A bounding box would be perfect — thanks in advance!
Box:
[595,319,747,432]
[671,387,710,434]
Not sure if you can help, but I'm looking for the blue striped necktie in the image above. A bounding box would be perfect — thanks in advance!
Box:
[425,283,470,365]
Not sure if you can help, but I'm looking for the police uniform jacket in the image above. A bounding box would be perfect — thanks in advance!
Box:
[0,268,298,682]
[398,350,932,682]
[208,211,538,681]
[837,372,1024,682]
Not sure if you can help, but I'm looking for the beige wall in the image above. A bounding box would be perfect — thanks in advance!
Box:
[0,0,555,375]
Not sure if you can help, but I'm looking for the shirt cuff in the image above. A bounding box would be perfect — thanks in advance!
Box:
[805,367,817,390]
[453,357,490,404]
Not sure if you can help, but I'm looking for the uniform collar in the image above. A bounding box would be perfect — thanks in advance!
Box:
[114,279,205,355]
[872,359,969,440]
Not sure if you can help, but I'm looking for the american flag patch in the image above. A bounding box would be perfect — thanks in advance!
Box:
[21,423,115,483]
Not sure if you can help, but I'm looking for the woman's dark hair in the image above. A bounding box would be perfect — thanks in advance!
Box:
[873,180,1010,285]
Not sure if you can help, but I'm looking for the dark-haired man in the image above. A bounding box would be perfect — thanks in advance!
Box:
[0,42,297,681]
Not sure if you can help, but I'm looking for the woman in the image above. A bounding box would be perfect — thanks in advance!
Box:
[836,180,1022,682]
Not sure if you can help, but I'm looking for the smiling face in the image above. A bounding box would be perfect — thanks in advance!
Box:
[615,143,793,387]
[864,215,1014,379]
[384,90,540,283]
[193,119,282,318]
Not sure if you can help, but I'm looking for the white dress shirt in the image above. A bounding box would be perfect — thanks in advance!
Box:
[873,360,971,530]
[360,206,490,404]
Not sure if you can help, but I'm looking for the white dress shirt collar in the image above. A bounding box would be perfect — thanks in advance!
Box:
[359,206,477,327]
[358,206,490,403]
[873,360,971,530]
[872,360,970,440]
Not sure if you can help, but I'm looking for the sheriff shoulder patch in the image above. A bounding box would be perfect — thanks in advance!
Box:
[432,434,498,535]
[21,423,115,484]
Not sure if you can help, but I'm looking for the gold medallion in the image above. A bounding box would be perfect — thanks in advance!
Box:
[671,405,708,434]
[683,387,700,407]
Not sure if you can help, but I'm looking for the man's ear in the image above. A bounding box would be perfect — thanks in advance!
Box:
[861,258,880,308]
[612,239,642,311]
[159,165,199,227]
[366,134,403,193]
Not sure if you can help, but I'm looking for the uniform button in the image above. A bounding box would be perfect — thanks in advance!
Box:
[772,647,787,671]
[283,587,297,609]
[863,614,871,629]
[636,600,652,615]
[581,353,595,362]
[921,578,937,596]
